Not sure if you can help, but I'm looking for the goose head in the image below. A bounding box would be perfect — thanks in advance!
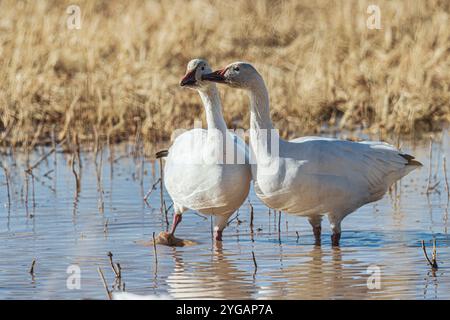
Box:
[180,58,214,91]
[201,62,261,89]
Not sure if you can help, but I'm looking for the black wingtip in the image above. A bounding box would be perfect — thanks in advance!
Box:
[400,153,422,166]
[156,150,169,159]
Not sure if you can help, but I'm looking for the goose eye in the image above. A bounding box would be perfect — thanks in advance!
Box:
[234,67,240,71]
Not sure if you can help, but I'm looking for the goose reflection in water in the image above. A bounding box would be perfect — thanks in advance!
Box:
[256,246,372,299]
[166,243,256,299]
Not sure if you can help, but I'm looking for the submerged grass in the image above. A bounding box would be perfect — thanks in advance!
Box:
[0,0,449,148]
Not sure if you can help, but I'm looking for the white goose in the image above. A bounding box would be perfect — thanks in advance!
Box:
[203,62,422,246]
[164,59,251,241]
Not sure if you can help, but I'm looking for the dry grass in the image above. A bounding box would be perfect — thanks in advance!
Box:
[1,0,449,148]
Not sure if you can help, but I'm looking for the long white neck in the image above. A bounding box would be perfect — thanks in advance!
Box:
[247,75,279,161]
[198,85,228,134]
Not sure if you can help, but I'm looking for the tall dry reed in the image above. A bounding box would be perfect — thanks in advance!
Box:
[0,0,449,148]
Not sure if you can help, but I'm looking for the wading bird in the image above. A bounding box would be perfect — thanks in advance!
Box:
[203,62,421,246]
[163,59,251,242]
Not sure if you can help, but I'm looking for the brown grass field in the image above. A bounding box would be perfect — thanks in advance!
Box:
[0,0,449,149]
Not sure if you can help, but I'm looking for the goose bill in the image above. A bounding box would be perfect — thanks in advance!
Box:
[180,70,196,87]
[202,69,226,83]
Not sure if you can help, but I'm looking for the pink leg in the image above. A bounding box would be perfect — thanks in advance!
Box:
[308,216,322,246]
[170,214,182,235]
[215,230,223,242]
[313,225,322,246]
[331,232,341,247]
[328,214,343,247]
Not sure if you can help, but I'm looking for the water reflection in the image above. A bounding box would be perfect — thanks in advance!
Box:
[167,243,255,299]
[256,246,368,299]
[0,132,449,299]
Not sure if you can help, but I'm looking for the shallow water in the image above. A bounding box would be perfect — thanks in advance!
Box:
[0,132,449,300]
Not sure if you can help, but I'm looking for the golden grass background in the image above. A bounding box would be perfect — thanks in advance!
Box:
[0,0,449,148]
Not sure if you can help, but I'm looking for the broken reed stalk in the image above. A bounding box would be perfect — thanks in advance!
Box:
[31,173,36,208]
[210,216,214,242]
[52,127,57,191]
[443,156,449,199]
[94,132,105,213]
[1,162,11,208]
[139,155,145,196]
[227,212,239,226]
[152,232,158,271]
[23,137,64,199]
[278,211,281,233]
[155,150,169,219]
[71,153,81,196]
[251,251,258,273]
[107,133,114,180]
[159,157,164,214]
[249,201,254,230]
[25,147,55,174]
[97,267,112,300]
[426,139,433,193]
[116,263,122,279]
[107,251,120,278]
[52,125,57,168]
[133,117,142,158]
[421,239,438,270]
[103,218,109,234]
[143,178,161,202]
[74,134,82,169]
[24,171,29,207]
[164,202,173,220]
[29,258,36,274]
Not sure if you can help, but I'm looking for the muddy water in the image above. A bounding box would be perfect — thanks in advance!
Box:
[0,132,449,300]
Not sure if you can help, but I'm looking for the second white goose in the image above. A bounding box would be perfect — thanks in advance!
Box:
[203,62,422,246]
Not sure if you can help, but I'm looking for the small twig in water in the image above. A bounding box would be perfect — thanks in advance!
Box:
[210,216,214,242]
[251,251,258,273]
[0,162,11,208]
[278,211,282,242]
[29,258,36,274]
[25,147,56,174]
[296,231,300,242]
[227,212,239,226]
[116,263,122,279]
[158,158,164,214]
[107,251,120,278]
[163,203,173,230]
[152,232,158,272]
[443,156,449,199]
[249,201,254,230]
[421,239,438,270]
[426,139,433,194]
[43,169,54,179]
[143,178,161,202]
[71,153,81,195]
[103,219,109,234]
[97,267,112,300]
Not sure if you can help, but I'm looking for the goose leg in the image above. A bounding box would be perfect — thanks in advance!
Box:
[331,232,341,246]
[328,214,342,247]
[214,212,233,242]
[308,216,323,245]
[170,212,182,235]
[215,230,223,242]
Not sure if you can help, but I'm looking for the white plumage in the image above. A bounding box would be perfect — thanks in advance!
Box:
[164,59,251,241]
[202,62,421,245]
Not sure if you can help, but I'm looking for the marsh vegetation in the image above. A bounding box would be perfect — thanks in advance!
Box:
[1,0,449,148]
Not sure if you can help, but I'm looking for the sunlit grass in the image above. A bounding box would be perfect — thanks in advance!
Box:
[0,0,449,148]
